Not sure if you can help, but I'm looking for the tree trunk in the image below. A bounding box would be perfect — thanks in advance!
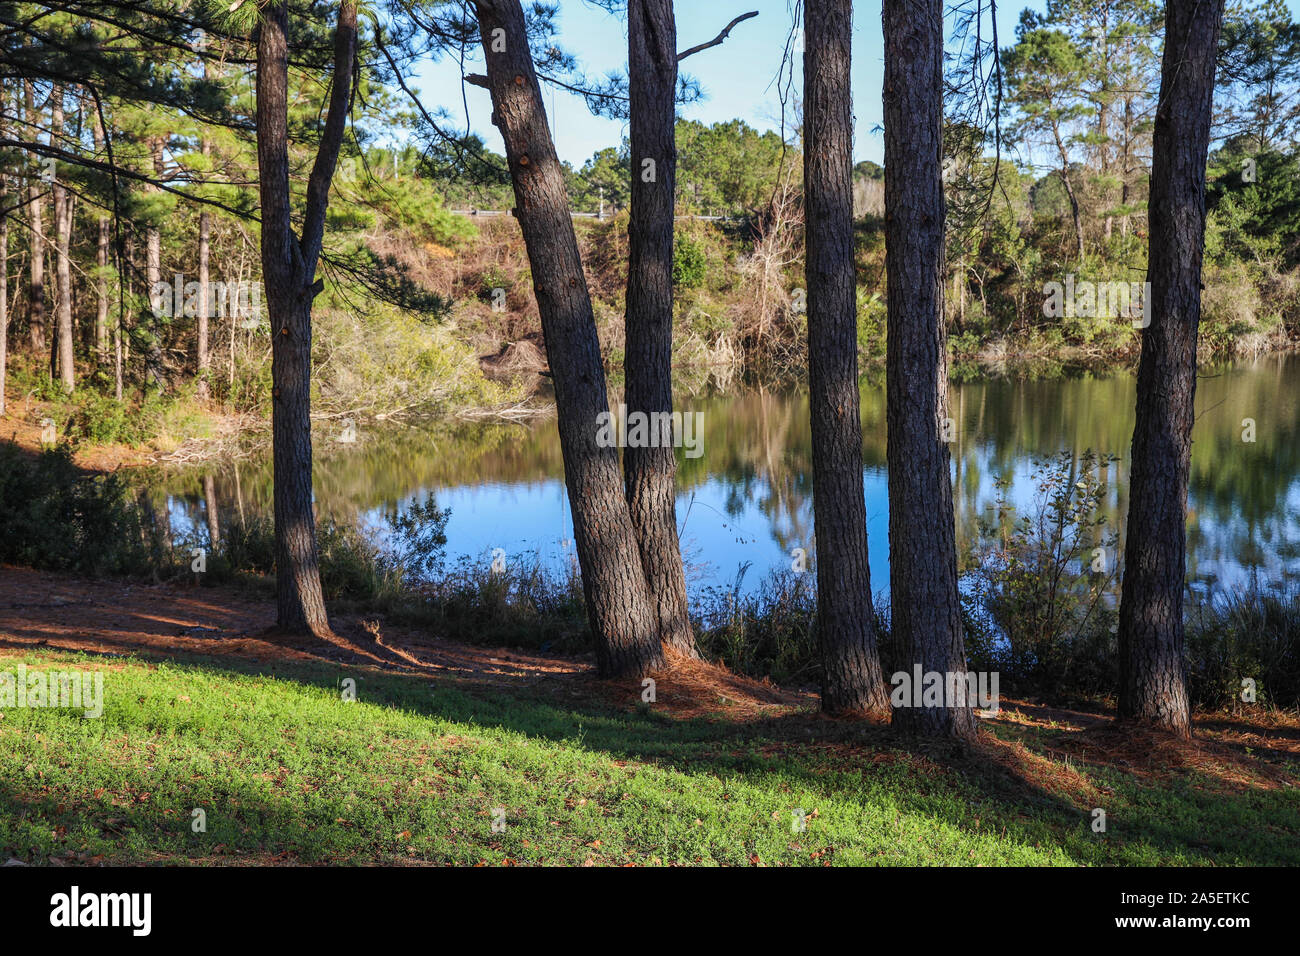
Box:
[255,0,357,637]
[197,202,211,399]
[92,108,109,363]
[1,99,9,418]
[471,0,663,678]
[25,80,46,355]
[50,86,74,393]
[624,0,695,658]
[883,0,976,740]
[1051,125,1086,262]
[204,473,220,549]
[1117,0,1224,739]
[1,177,8,419]
[143,136,166,389]
[804,0,889,716]
[197,60,212,401]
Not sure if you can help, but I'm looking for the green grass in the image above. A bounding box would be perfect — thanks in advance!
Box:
[1,647,1296,866]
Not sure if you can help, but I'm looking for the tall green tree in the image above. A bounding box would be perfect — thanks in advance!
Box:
[253,0,359,637]
[624,0,695,658]
[1117,0,1226,738]
[468,0,665,677]
[804,0,889,715]
[1003,15,1091,260]
[884,0,976,740]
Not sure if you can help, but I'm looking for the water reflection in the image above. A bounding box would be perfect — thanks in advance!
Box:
[153,355,1300,595]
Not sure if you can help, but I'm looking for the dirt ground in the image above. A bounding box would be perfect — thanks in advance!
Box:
[0,565,810,719]
[1,564,1297,790]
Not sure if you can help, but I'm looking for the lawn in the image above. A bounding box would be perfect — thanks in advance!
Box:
[2,646,1297,866]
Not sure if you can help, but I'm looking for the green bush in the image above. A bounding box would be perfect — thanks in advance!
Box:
[962,450,1121,700]
[0,443,158,575]
[68,394,146,446]
[856,287,886,359]
[672,233,708,289]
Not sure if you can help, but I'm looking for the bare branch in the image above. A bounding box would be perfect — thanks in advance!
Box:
[677,10,758,62]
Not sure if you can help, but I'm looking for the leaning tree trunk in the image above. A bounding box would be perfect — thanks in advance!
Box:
[883,0,976,740]
[255,0,357,637]
[1052,127,1087,263]
[624,0,695,658]
[1117,0,1224,739]
[805,0,889,716]
[471,0,663,677]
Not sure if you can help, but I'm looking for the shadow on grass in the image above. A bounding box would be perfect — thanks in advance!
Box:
[2,634,1295,866]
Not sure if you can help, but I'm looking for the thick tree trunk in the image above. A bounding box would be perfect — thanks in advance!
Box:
[1117,0,1224,739]
[804,0,889,716]
[25,80,46,355]
[471,0,663,678]
[625,0,695,658]
[50,86,74,393]
[883,0,976,740]
[255,0,357,637]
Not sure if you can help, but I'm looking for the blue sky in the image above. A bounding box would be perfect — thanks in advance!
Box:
[410,0,1300,168]
[411,0,1040,167]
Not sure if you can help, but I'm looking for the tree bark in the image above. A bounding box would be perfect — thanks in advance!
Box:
[92,107,109,364]
[471,0,664,678]
[204,472,220,550]
[255,0,358,637]
[1051,124,1086,262]
[144,135,166,390]
[625,0,695,658]
[1,98,9,418]
[197,60,212,401]
[883,0,976,740]
[804,0,889,716]
[51,85,74,393]
[197,191,211,400]
[25,80,46,355]
[1117,0,1224,739]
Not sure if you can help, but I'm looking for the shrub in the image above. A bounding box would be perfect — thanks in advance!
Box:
[962,450,1121,700]
[1186,587,1300,710]
[693,566,821,685]
[0,443,159,575]
[673,233,708,289]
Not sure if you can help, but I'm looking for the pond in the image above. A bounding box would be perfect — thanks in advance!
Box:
[153,355,1300,598]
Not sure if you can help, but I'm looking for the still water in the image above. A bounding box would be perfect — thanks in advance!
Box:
[156,355,1300,596]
